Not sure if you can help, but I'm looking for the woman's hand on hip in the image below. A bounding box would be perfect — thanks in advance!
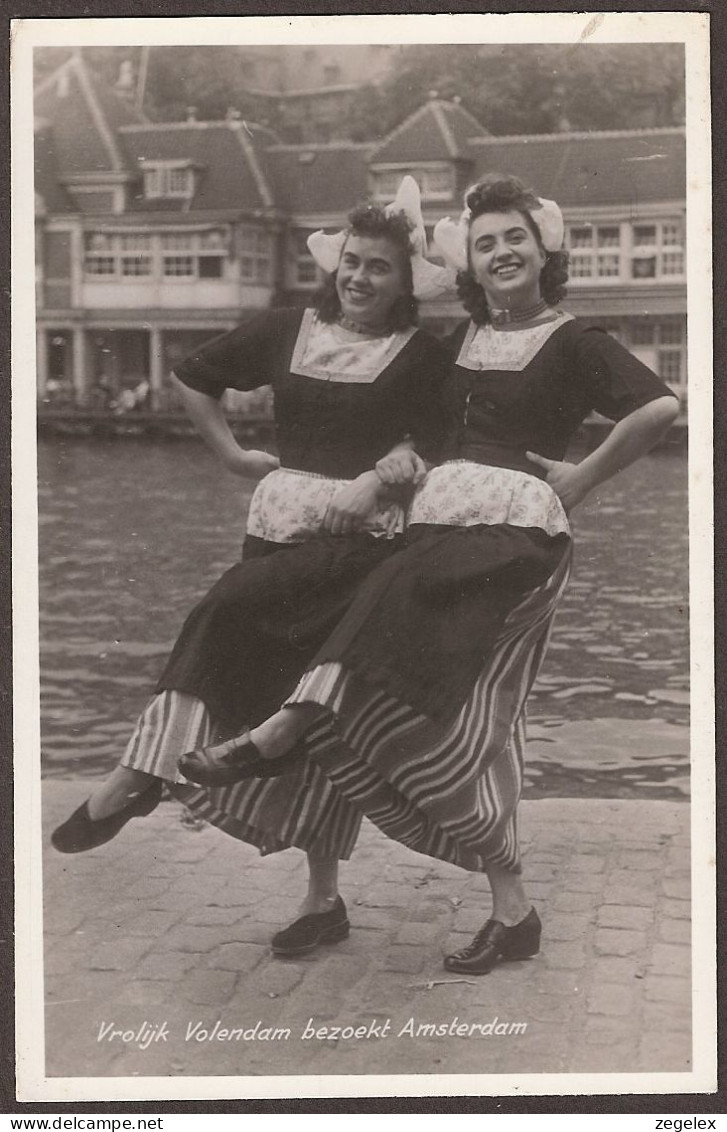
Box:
[225,448,280,480]
[526,451,592,513]
[324,471,385,536]
[375,447,427,486]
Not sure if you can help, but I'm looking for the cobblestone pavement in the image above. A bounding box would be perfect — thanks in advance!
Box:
[40,781,691,1081]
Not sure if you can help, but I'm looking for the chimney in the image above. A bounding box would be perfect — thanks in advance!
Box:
[115,59,136,101]
[186,106,198,123]
[226,107,242,123]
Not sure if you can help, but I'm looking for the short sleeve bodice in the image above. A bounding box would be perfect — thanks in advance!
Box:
[440,314,678,476]
[174,308,446,479]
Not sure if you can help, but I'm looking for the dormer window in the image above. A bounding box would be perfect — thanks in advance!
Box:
[372,165,455,203]
[141,161,195,200]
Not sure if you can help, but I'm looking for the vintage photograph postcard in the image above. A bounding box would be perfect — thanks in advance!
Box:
[12,10,715,1103]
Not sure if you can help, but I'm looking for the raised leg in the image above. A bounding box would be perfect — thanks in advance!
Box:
[86,765,157,820]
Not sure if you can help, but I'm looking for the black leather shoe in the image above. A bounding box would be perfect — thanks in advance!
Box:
[443,907,541,975]
[51,779,163,854]
[178,735,302,786]
[271,896,350,957]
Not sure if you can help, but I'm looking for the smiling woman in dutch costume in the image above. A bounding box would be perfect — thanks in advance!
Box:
[179,174,679,973]
[51,178,451,957]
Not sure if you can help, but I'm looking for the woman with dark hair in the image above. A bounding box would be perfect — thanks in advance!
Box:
[52,178,451,951]
[180,174,679,972]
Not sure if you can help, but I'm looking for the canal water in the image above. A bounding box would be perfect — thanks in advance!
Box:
[37,439,689,800]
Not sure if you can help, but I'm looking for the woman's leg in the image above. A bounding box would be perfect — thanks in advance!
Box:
[52,692,213,852]
[86,766,157,821]
[178,702,324,784]
[270,850,349,957]
[88,691,213,816]
[299,852,340,916]
[249,704,324,760]
[485,862,532,927]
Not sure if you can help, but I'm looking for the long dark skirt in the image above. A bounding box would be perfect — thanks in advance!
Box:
[156,532,400,736]
[123,531,400,859]
[286,521,574,873]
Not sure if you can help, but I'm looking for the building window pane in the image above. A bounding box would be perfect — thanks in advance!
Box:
[633,225,657,246]
[374,171,406,199]
[297,259,317,283]
[597,255,620,277]
[86,256,116,275]
[421,167,453,196]
[239,227,270,282]
[597,226,620,248]
[661,251,684,275]
[630,321,655,346]
[659,320,684,346]
[569,227,594,249]
[121,256,152,276]
[570,256,594,278]
[293,230,317,285]
[631,256,656,279]
[658,350,683,382]
[661,222,682,245]
[168,168,190,194]
[163,255,195,277]
[144,166,192,199]
[198,256,223,278]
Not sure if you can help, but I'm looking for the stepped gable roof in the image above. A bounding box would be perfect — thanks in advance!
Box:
[467,128,686,209]
[118,120,275,213]
[265,143,374,216]
[369,99,487,165]
[33,53,146,178]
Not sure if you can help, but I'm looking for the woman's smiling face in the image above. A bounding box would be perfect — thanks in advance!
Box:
[335,234,408,329]
[468,209,546,310]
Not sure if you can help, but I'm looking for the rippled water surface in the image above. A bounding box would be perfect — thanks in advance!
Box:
[37,439,690,799]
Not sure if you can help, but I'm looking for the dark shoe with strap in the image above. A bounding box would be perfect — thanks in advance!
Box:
[178,734,302,787]
[443,907,541,975]
[271,896,350,957]
[51,779,163,854]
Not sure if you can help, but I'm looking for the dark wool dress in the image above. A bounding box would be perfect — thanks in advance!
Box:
[121,306,447,859]
[285,313,679,873]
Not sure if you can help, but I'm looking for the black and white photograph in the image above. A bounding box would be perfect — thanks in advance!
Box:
[12,11,714,1102]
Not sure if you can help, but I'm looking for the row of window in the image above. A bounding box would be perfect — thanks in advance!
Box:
[81,218,685,288]
[84,229,269,283]
[566,220,684,280]
[291,218,686,287]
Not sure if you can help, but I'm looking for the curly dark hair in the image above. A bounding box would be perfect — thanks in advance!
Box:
[455,175,570,326]
[314,202,419,329]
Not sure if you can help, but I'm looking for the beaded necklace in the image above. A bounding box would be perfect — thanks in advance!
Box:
[489,298,549,328]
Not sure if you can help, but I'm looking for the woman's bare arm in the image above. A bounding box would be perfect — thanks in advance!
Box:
[171,374,279,479]
[527,395,680,512]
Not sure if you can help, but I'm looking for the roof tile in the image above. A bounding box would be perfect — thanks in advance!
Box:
[468,129,685,208]
[266,145,374,215]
